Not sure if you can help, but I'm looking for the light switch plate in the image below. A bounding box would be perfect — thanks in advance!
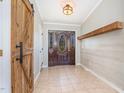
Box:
[0,50,3,56]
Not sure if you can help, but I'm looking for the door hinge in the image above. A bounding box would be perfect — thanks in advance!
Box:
[0,50,3,56]
[31,4,34,16]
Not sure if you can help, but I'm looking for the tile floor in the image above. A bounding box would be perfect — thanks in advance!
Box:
[34,65,118,93]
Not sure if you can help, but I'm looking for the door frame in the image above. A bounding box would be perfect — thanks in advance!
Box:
[42,24,80,68]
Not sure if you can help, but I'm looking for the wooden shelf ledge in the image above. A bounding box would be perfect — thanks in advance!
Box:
[0,50,3,56]
[78,21,124,40]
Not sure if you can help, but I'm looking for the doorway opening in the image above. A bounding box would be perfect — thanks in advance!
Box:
[48,31,75,66]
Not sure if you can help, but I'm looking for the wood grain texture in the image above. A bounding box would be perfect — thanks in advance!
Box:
[22,0,33,12]
[11,0,34,93]
[78,21,124,40]
[0,50,3,56]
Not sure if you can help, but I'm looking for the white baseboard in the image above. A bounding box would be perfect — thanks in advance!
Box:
[34,72,40,85]
[34,65,48,84]
[79,63,123,93]
[76,63,81,66]
[42,65,48,68]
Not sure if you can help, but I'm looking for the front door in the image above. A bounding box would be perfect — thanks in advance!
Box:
[48,31,75,66]
[11,0,34,93]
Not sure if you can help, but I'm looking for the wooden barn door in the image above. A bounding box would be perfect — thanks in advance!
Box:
[11,0,34,93]
[48,31,75,66]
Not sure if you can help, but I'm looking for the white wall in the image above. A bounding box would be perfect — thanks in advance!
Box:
[0,0,11,93]
[32,0,44,82]
[0,1,3,92]
[33,13,44,80]
[80,0,124,92]
[43,23,80,67]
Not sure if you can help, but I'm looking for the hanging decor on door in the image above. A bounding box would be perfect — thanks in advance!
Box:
[58,33,66,53]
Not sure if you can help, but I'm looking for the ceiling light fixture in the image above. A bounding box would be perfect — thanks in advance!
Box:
[63,4,73,15]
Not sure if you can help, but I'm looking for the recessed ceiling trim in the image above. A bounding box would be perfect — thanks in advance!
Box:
[43,22,81,27]
[35,0,103,26]
[81,0,103,25]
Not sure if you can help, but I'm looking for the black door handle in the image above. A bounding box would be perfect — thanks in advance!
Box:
[16,42,23,64]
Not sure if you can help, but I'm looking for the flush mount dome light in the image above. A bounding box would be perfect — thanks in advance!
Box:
[63,4,73,15]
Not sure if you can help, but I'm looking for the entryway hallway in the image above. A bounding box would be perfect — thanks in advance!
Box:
[34,65,118,93]
[1,0,124,93]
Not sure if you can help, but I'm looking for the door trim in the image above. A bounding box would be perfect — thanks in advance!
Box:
[42,24,80,68]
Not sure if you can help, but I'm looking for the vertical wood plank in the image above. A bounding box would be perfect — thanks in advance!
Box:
[11,0,34,93]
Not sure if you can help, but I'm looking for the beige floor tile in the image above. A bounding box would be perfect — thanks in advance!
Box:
[34,65,119,93]
[88,88,118,93]
[76,89,89,93]
[61,86,75,93]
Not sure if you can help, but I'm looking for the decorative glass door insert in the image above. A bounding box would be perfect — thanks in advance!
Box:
[48,31,75,66]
